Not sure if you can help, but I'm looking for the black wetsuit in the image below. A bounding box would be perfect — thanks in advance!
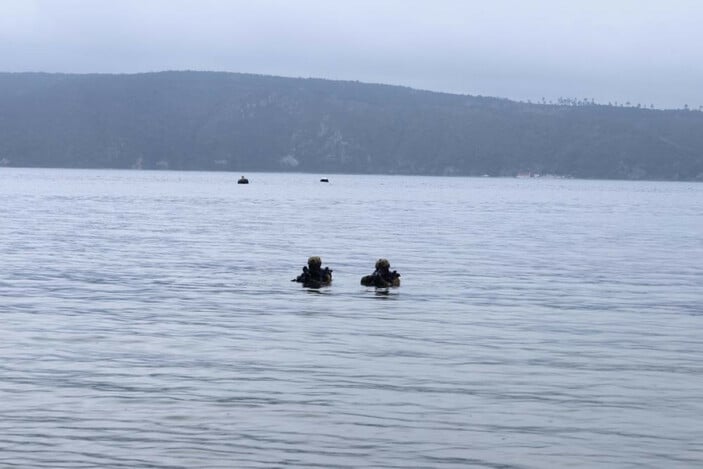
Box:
[296,266,332,288]
[361,268,400,288]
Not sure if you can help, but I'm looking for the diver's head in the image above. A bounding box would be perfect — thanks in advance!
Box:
[375,258,390,270]
[308,256,322,269]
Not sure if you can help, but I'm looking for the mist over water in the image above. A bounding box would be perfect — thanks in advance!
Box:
[1,169,702,468]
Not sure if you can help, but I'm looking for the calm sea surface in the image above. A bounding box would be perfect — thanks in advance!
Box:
[1,168,702,468]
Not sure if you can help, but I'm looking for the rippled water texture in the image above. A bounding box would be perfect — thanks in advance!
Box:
[1,169,702,468]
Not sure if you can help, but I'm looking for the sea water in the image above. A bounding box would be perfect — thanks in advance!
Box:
[1,169,702,468]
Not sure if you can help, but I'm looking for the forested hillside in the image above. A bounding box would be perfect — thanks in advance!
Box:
[1,71,702,180]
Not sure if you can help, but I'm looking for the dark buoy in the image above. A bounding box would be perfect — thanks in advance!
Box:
[237,175,249,184]
[320,178,329,183]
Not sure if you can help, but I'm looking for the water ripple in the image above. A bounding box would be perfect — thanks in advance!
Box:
[1,169,702,468]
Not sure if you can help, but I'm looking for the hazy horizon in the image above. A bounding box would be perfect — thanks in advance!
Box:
[2,0,702,109]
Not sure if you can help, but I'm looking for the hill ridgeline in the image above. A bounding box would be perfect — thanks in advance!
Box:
[1,71,702,180]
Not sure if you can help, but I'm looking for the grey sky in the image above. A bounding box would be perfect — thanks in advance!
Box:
[1,0,702,108]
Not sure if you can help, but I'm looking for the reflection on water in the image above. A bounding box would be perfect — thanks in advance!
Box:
[1,169,702,468]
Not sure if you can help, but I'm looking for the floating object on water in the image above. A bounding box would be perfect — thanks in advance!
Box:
[237,176,249,184]
[320,178,329,183]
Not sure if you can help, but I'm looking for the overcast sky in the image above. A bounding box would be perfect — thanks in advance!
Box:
[1,0,702,109]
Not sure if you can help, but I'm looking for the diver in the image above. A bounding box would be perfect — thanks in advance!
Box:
[294,256,333,288]
[360,258,401,288]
